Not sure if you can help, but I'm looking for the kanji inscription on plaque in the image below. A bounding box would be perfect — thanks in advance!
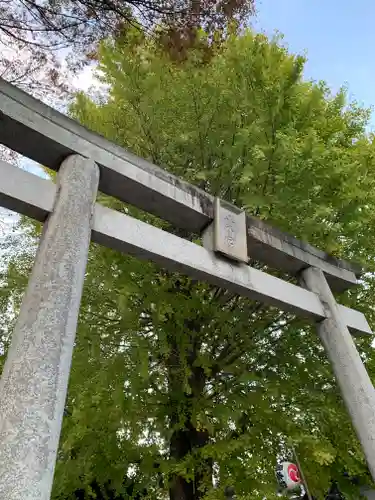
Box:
[204,197,248,263]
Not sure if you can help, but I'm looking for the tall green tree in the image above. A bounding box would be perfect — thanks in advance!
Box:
[2,29,375,499]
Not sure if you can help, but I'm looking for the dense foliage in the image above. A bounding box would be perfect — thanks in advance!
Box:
[2,28,375,499]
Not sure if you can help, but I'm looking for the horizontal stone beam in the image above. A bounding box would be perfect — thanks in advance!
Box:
[246,217,360,292]
[0,79,212,232]
[0,161,55,221]
[92,205,370,334]
[0,160,370,335]
[0,80,362,290]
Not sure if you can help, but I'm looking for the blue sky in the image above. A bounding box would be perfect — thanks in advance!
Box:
[253,0,375,125]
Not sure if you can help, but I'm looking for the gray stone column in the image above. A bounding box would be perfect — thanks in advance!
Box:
[301,267,375,480]
[0,155,99,500]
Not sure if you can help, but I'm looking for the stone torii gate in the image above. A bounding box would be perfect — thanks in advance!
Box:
[0,78,374,500]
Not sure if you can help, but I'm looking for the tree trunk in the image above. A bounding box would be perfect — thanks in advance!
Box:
[168,362,212,500]
[164,280,213,500]
[169,426,195,500]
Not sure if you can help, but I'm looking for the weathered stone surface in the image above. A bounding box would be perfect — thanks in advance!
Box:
[0,161,370,334]
[301,267,375,481]
[0,78,362,290]
[209,197,249,263]
[0,155,99,500]
[247,216,360,291]
[0,159,55,221]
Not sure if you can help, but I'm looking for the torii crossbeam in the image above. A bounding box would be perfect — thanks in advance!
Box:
[0,78,374,500]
